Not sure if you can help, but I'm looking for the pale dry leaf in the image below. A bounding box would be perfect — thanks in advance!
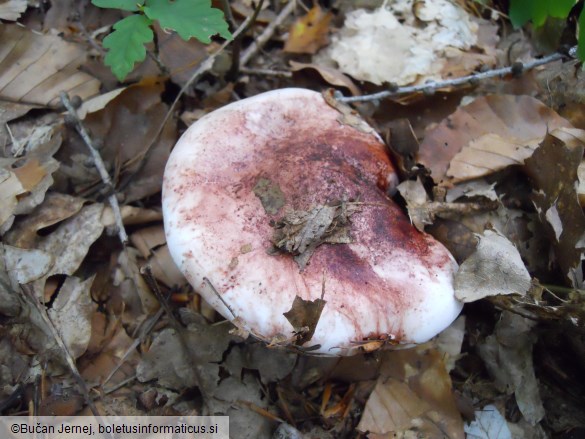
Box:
[397,178,431,232]
[36,203,105,279]
[48,275,96,358]
[0,0,27,21]
[464,404,512,439]
[446,180,498,203]
[454,230,531,302]
[0,166,25,228]
[318,0,491,86]
[114,247,158,314]
[76,87,126,120]
[148,245,186,288]
[0,25,100,106]
[101,205,162,228]
[2,244,53,286]
[433,315,465,372]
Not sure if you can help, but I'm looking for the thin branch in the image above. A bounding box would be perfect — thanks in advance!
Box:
[335,48,575,104]
[60,92,128,246]
[240,67,292,78]
[239,0,296,67]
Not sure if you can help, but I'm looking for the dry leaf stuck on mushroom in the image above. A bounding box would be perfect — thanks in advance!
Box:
[162,88,462,355]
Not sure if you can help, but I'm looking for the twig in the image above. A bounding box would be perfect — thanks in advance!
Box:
[240,67,292,78]
[60,92,128,246]
[20,284,101,418]
[239,0,296,67]
[335,48,575,104]
[119,11,258,191]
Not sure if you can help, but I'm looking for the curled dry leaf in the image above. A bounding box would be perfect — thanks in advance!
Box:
[455,230,531,302]
[0,25,99,106]
[464,404,512,439]
[289,61,360,96]
[419,95,577,184]
[284,5,332,55]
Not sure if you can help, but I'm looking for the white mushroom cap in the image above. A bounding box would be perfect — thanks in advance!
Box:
[163,88,462,356]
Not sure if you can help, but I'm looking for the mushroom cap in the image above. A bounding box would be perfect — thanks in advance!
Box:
[163,88,462,355]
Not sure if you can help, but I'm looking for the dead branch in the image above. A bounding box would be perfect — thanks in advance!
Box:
[60,92,128,246]
[335,47,576,104]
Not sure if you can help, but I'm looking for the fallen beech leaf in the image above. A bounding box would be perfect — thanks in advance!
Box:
[284,5,332,54]
[48,275,96,358]
[455,230,531,302]
[289,61,360,96]
[419,95,575,184]
[359,345,464,437]
[0,25,99,106]
[524,133,585,287]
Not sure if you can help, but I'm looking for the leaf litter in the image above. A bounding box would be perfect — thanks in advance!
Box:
[1,0,585,437]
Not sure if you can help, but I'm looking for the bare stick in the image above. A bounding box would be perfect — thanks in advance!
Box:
[60,92,128,246]
[240,67,292,78]
[335,48,575,104]
[239,0,296,67]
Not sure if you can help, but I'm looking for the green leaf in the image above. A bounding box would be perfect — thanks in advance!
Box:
[578,9,585,62]
[103,14,154,81]
[143,0,231,43]
[92,0,145,11]
[509,0,576,28]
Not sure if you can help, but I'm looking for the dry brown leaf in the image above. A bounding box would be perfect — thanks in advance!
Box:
[359,345,464,438]
[130,226,167,258]
[4,193,85,248]
[524,133,585,287]
[48,275,97,358]
[63,83,175,203]
[0,25,99,106]
[478,311,545,425]
[419,95,576,184]
[2,244,53,286]
[289,61,360,96]
[284,5,332,54]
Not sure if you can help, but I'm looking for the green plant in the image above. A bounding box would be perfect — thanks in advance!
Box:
[509,0,584,60]
[92,0,232,81]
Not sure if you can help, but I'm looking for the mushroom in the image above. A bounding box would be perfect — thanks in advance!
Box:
[162,88,462,355]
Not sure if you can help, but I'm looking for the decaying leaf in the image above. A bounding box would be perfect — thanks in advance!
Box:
[0,25,99,106]
[0,0,27,21]
[419,95,577,184]
[318,0,495,86]
[253,177,286,215]
[322,89,378,136]
[455,230,531,302]
[358,345,464,438]
[524,133,585,287]
[284,5,332,54]
[478,311,545,425]
[283,294,326,347]
[270,201,360,269]
[3,244,53,287]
